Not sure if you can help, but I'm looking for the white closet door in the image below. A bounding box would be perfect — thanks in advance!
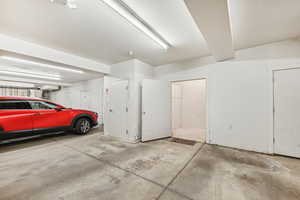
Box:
[274,69,300,158]
[107,80,129,138]
[142,79,171,142]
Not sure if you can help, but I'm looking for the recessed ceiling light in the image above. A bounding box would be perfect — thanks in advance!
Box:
[0,56,84,74]
[0,70,62,80]
[100,0,170,50]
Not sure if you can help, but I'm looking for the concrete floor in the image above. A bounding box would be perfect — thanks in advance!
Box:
[0,131,299,200]
[173,128,205,142]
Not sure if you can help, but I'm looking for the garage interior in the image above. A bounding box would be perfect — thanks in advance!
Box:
[1,0,300,200]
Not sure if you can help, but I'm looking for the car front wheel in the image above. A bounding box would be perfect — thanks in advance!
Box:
[75,118,91,135]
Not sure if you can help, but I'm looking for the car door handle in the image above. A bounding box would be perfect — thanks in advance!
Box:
[33,113,41,116]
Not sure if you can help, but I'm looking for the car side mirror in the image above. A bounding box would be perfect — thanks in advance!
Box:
[55,107,63,111]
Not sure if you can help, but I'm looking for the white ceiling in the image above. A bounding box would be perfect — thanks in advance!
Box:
[0,0,209,66]
[229,0,300,50]
[0,0,300,68]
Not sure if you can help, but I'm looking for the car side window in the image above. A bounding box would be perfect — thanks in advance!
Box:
[0,100,31,110]
[28,101,57,110]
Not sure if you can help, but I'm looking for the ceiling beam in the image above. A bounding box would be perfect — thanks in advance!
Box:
[0,34,110,74]
[185,0,234,61]
[0,75,71,86]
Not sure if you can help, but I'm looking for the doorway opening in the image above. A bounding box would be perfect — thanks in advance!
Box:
[171,79,207,142]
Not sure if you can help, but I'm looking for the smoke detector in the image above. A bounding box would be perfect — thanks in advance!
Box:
[50,0,77,9]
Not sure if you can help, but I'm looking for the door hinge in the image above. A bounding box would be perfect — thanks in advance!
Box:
[126,130,129,135]
[273,137,275,144]
[273,106,275,113]
[126,107,128,112]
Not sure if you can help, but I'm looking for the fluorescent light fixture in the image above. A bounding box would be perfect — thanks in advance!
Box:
[100,0,170,50]
[1,56,84,74]
[0,70,62,80]
[0,81,35,88]
[1,68,62,78]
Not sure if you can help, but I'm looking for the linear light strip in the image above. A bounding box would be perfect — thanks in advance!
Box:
[0,70,62,80]
[1,56,84,74]
[0,81,35,88]
[0,68,62,78]
[100,0,170,50]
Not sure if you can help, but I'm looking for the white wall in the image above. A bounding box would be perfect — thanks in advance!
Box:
[155,39,300,154]
[50,78,104,124]
[155,39,300,77]
[107,59,153,142]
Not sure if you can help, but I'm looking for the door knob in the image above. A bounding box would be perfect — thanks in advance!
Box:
[109,109,113,112]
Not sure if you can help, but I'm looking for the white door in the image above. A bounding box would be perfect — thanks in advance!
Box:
[106,80,129,138]
[274,69,300,158]
[142,79,171,142]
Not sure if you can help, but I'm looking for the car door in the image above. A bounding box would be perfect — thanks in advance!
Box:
[28,100,71,132]
[0,99,34,135]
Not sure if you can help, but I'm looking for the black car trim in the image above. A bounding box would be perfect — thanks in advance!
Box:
[0,126,72,140]
[0,129,34,140]
[33,126,71,134]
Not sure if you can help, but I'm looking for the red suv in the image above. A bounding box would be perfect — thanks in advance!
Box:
[0,97,98,140]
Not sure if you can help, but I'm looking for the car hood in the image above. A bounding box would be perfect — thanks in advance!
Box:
[69,108,96,114]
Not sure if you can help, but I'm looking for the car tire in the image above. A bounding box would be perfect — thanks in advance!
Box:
[74,118,91,135]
